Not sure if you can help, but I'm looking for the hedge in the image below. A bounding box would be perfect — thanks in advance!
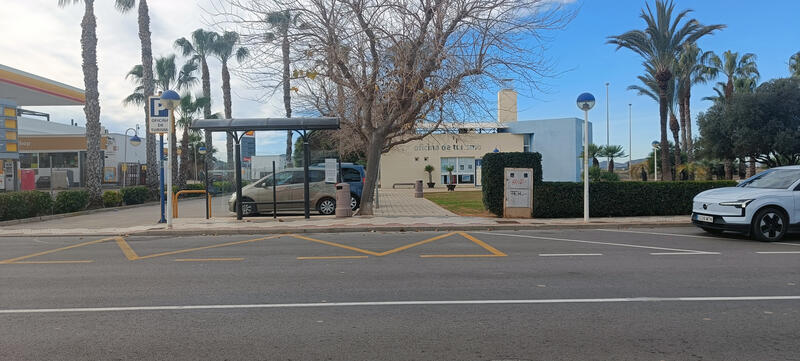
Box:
[53,190,89,214]
[102,191,123,208]
[0,191,53,221]
[481,152,543,217]
[121,186,149,205]
[531,181,738,218]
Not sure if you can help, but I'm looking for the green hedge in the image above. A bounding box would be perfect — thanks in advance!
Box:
[102,191,122,208]
[53,190,89,214]
[532,181,738,218]
[0,191,53,221]
[211,180,249,194]
[481,152,543,217]
[121,186,149,205]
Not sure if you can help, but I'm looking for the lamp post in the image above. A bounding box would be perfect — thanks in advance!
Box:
[123,125,141,187]
[160,90,181,228]
[652,140,660,181]
[198,145,209,220]
[577,92,596,223]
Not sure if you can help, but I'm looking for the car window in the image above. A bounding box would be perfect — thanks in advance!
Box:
[342,168,362,182]
[740,169,800,189]
[289,170,326,183]
[272,172,293,186]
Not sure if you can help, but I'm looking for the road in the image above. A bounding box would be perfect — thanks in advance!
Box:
[1,227,799,360]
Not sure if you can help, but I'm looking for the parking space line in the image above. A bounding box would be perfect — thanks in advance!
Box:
[475,231,716,254]
[756,251,800,254]
[3,260,94,264]
[290,235,381,256]
[174,258,244,262]
[420,254,501,258]
[114,237,140,260]
[650,252,720,255]
[539,253,603,257]
[296,256,369,260]
[459,232,507,256]
[136,235,283,260]
[0,237,115,264]
[376,232,457,256]
[596,229,716,239]
[775,242,800,247]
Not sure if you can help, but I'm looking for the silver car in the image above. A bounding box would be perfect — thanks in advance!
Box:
[229,168,344,216]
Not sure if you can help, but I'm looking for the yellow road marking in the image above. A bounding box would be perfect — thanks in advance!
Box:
[459,232,508,256]
[174,258,244,262]
[4,260,94,264]
[0,237,114,264]
[420,254,503,258]
[136,235,283,260]
[419,232,507,258]
[296,256,369,260]
[114,237,140,260]
[290,234,381,256]
[375,232,457,256]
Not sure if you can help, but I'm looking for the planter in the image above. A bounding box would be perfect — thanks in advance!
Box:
[446,184,456,191]
[427,182,436,188]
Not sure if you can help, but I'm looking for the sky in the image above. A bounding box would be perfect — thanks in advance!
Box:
[2,0,799,160]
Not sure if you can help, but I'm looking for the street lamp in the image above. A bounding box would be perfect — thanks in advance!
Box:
[123,125,141,187]
[652,140,660,181]
[577,92,595,223]
[198,145,209,220]
[160,90,181,228]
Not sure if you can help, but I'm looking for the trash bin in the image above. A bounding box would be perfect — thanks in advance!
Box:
[335,182,352,218]
[415,180,423,198]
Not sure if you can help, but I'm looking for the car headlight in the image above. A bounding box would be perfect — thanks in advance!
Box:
[718,199,754,209]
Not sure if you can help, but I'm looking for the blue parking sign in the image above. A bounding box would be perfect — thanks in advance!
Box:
[148,97,170,133]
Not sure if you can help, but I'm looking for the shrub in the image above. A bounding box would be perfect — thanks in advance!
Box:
[531,181,738,218]
[102,191,123,208]
[120,186,149,205]
[481,152,543,217]
[0,191,53,221]
[587,167,620,182]
[53,190,89,214]
[211,180,250,194]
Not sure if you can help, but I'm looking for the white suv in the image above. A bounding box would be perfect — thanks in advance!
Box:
[692,166,800,242]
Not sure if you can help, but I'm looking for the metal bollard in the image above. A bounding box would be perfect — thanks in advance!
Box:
[335,182,352,218]
[415,180,424,198]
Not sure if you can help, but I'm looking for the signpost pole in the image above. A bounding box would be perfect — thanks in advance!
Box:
[272,160,277,219]
[158,134,166,223]
[302,131,311,219]
[166,112,173,228]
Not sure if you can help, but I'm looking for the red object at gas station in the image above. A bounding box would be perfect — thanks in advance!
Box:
[20,169,35,190]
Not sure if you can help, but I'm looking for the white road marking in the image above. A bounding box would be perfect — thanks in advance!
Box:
[2,296,799,314]
[596,229,717,239]
[756,251,800,254]
[474,232,715,254]
[775,242,800,247]
[539,253,603,257]
[650,252,720,255]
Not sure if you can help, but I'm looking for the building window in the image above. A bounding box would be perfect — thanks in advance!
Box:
[20,153,37,168]
[523,133,534,152]
[39,152,79,168]
[441,157,476,185]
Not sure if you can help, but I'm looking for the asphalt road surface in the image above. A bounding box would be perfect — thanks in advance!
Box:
[1,227,799,361]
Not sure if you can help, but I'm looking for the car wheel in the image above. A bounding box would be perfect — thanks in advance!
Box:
[240,198,258,217]
[751,207,787,242]
[318,197,336,215]
[350,193,360,210]
[700,227,724,236]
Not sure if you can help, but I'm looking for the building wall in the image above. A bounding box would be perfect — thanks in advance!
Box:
[380,133,524,188]
[251,155,287,180]
[503,118,592,182]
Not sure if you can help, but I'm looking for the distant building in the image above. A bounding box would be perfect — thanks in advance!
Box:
[250,155,287,180]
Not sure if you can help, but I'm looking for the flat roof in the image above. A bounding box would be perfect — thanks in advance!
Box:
[191,117,339,132]
[0,64,85,106]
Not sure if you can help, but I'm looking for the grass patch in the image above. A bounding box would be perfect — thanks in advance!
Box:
[424,191,493,217]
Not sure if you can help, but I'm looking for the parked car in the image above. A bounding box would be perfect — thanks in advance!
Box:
[228,168,358,216]
[692,166,800,241]
[312,162,366,209]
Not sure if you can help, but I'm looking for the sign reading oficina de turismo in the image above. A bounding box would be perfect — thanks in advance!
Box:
[148,97,169,134]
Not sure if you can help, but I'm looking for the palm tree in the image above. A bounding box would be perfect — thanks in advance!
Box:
[59,0,103,207]
[175,29,219,173]
[608,0,724,181]
[210,31,249,169]
[579,143,603,169]
[627,65,682,169]
[675,43,715,163]
[707,50,759,179]
[115,0,158,195]
[175,93,211,188]
[599,145,626,173]
[790,52,800,78]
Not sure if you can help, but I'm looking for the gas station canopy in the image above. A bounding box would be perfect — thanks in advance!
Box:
[0,64,85,106]
[190,117,339,132]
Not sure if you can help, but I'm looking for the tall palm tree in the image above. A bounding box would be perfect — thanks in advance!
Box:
[608,0,724,180]
[675,43,715,163]
[707,50,759,179]
[115,0,157,195]
[579,143,602,169]
[790,52,800,78]
[175,93,211,188]
[175,29,219,173]
[210,31,249,168]
[59,0,103,207]
[628,66,683,170]
[264,10,302,164]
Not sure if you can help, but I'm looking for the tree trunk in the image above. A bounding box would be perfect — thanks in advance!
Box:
[678,93,687,153]
[684,92,694,163]
[81,0,103,207]
[748,158,756,178]
[592,157,599,169]
[670,111,682,168]
[657,80,672,181]
[282,31,293,163]
[222,61,234,172]
[358,130,386,216]
[178,128,189,189]
[607,158,614,173]
[138,0,158,196]
[200,58,213,180]
[724,159,733,180]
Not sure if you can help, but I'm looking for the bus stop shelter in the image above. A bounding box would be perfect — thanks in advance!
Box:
[190,117,339,220]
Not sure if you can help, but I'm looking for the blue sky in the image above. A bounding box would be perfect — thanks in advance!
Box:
[4,0,798,160]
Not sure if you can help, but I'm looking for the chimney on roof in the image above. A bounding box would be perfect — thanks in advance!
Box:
[498,79,517,123]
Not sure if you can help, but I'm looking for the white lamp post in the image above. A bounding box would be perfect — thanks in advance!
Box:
[577,92,596,223]
[123,125,141,188]
[652,140,660,181]
[160,90,181,228]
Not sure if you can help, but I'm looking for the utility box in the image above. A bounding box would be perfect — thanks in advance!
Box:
[335,182,352,218]
[503,167,533,218]
[414,180,423,198]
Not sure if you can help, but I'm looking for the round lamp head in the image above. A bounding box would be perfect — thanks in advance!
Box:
[161,90,181,111]
[129,134,141,147]
[576,92,596,111]
[651,140,660,149]
[198,146,207,155]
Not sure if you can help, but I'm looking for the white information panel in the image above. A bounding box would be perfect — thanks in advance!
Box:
[148,97,169,134]
[504,168,533,218]
[325,158,338,183]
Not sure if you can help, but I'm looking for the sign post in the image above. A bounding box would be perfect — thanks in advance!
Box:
[148,97,169,223]
[503,167,533,218]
